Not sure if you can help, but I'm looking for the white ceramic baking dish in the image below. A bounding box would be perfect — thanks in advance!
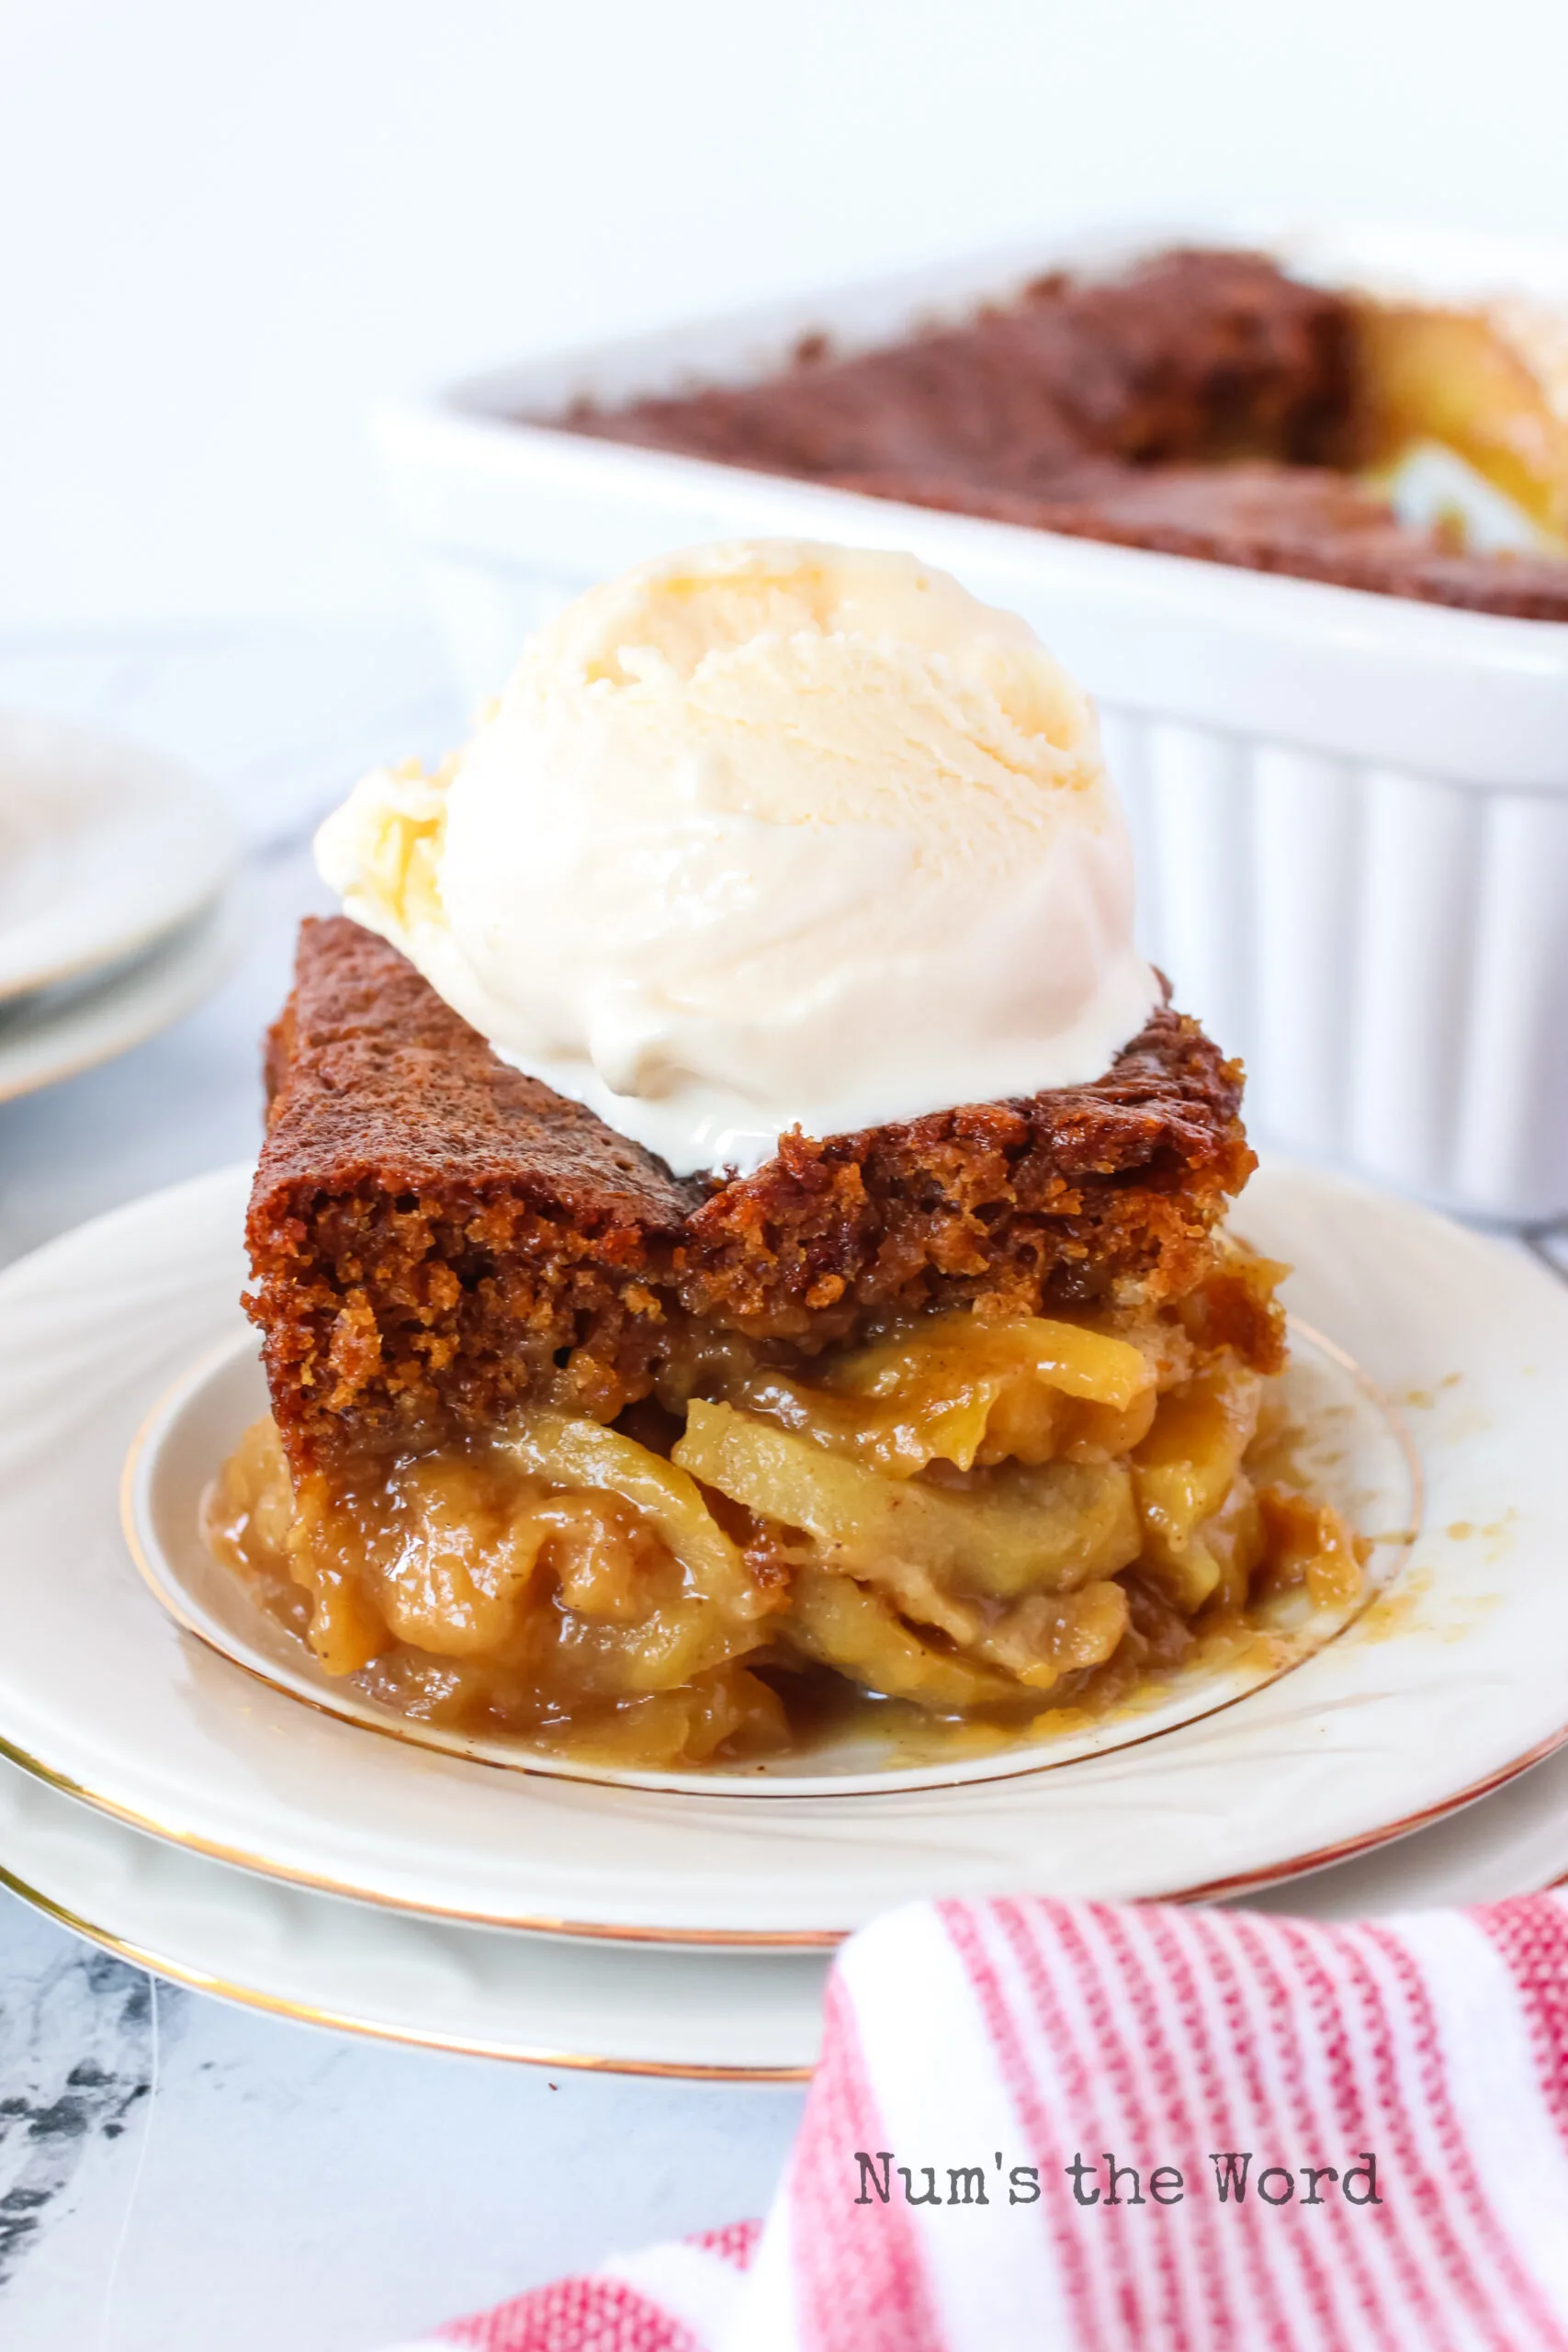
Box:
[374,220,1568,1222]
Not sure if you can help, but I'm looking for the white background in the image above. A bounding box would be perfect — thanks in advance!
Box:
[6,0,1568,629]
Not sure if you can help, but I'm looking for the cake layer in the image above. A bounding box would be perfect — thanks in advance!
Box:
[247,918,1264,1479]
[568,249,1355,484]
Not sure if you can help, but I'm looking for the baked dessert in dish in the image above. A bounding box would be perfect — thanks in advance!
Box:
[558,247,1568,618]
[209,540,1362,1770]
[831,460,1568,621]
[571,251,1356,482]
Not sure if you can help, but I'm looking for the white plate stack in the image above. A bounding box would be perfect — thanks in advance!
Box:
[0,707,242,1102]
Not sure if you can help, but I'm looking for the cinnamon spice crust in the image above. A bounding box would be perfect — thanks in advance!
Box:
[246,918,1268,1482]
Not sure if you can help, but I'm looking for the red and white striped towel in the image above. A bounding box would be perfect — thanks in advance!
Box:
[398,1892,1568,2352]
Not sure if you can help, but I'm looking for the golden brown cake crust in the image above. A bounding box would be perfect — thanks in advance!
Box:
[246,918,1260,1479]
[679,1009,1254,1333]
[253,908,696,1227]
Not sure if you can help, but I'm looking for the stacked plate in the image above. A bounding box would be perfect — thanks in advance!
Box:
[0,708,241,1103]
[0,1159,1566,2080]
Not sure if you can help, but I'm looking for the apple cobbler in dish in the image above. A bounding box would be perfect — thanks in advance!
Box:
[560,247,1568,616]
[209,917,1362,1770]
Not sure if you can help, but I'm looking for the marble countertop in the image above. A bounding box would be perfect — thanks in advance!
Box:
[0,620,803,2352]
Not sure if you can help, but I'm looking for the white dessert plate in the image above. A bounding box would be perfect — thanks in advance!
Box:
[0,895,244,1105]
[0,1758,825,2080]
[0,708,238,1003]
[4,1739,1568,2082]
[0,1161,1564,1942]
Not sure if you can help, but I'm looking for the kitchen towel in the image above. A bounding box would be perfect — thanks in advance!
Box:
[389,1889,1568,2351]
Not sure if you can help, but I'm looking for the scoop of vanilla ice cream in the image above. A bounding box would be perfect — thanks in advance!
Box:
[315,541,1159,1177]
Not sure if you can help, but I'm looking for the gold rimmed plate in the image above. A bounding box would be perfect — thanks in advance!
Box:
[6,1737,1568,2079]
[0,1161,1564,1944]
[0,1756,824,2079]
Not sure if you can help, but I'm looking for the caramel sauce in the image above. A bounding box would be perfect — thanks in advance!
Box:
[205,1290,1363,1771]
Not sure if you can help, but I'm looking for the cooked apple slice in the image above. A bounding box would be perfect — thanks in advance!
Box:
[673,1398,1140,1600]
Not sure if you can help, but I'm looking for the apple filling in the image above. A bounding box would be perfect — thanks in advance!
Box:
[205,1263,1363,1769]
